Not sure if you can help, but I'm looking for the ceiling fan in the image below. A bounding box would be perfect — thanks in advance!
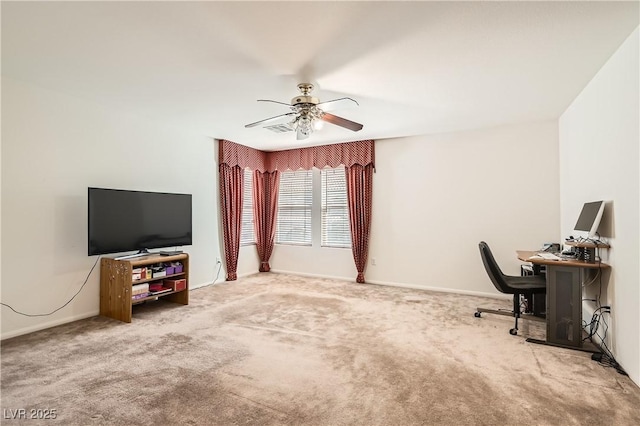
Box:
[245,83,363,140]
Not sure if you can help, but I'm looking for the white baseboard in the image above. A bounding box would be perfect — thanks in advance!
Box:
[269,268,355,283]
[238,271,260,279]
[365,278,510,300]
[191,270,258,290]
[269,269,508,300]
[1,310,99,341]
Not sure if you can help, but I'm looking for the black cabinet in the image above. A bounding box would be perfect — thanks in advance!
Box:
[546,265,594,347]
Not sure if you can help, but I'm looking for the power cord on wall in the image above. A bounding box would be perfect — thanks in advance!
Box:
[190,258,223,291]
[214,259,222,283]
[582,306,608,342]
[0,256,101,317]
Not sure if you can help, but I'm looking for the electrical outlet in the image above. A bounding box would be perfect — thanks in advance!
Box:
[371,258,377,266]
[216,257,221,264]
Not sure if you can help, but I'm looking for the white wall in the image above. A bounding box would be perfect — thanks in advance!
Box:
[559,27,639,385]
[272,120,560,296]
[237,245,260,278]
[1,77,223,339]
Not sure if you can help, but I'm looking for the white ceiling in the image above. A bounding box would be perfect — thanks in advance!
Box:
[2,1,638,151]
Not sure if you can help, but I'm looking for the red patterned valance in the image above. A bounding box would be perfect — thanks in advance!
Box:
[267,140,374,171]
[219,139,375,172]
[219,140,268,171]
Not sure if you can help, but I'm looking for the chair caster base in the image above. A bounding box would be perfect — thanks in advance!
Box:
[474,312,481,318]
[509,328,518,335]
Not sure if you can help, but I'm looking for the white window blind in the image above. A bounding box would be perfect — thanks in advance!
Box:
[321,166,351,248]
[240,168,255,245]
[276,169,312,245]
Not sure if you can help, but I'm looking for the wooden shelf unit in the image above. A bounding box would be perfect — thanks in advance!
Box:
[100,253,189,323]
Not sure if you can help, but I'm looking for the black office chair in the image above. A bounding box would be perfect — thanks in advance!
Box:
[475,241,546,335]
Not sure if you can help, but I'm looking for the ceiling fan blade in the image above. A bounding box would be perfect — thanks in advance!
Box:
[257,99,292,108]
[321,113,363,132]
[316,97,359,111]
[245,112,296,128]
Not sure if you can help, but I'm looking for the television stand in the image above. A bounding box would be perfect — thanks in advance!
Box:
[100,253,189,322]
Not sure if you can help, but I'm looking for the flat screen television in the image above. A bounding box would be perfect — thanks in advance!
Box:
[573,200,605,239]
[88,187,192,257]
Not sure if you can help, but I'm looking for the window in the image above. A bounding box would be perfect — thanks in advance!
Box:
[274,167,351,248]
[321,166,351,248]
[240,168,255,245]
[276,169,312,245]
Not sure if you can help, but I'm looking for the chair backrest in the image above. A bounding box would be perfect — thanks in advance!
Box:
[478,241,510,294]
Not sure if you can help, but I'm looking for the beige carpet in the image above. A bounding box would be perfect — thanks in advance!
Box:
[2,273,639,425]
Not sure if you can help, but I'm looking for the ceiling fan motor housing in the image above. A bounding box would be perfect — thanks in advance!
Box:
[292,95,319,106]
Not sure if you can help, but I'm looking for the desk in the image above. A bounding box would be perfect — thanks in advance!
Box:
[517,250,609,352]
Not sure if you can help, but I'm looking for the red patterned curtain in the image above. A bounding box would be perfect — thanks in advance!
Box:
[219,140,266,281]
[346,164,374,283]
[253,170,280,272]
[219,163,244,281]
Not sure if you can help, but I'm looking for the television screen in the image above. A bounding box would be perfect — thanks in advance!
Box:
[88,188,192,256]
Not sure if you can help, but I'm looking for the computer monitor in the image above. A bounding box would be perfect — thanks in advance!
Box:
[573,201,605,239]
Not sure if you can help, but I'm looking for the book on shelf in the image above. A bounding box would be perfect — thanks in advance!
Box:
[149,288,172,295]
[132,283,150,297]
[132,292,151,300]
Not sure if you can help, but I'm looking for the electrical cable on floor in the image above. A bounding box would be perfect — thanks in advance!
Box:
[0,256,101,317]
[587,309,627,376]
[576,257,625,376]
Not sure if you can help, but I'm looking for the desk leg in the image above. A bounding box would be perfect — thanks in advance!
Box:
[525,337,600,353]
